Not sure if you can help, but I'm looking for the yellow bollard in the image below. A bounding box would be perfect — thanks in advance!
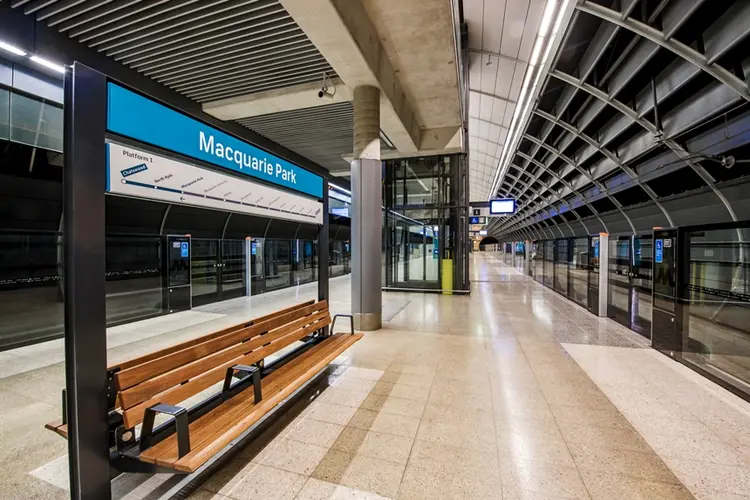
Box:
[442,258,453,295]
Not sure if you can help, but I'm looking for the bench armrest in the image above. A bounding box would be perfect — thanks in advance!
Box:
[223,364,261,404]
[140,403,190,458]
[331,314,355,335]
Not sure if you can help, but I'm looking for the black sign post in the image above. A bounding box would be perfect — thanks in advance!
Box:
[63,63,112,499]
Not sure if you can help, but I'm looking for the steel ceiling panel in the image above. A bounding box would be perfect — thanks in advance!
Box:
[464,0,545,202]
[492,0,750,238]
[237,103,353,174]
[12,0,337,103]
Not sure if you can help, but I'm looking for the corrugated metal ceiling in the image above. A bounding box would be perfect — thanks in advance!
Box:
[9,0,337,103]
[238,102,354,174]
[237,102,395,175]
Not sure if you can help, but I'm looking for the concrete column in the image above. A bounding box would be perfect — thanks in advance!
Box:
[351,86,382,331]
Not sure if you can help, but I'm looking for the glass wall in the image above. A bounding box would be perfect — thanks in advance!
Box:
[0,231,164,350]
[683,227,750,391]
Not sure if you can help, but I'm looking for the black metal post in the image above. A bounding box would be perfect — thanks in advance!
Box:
[318,188,329,303]
[63,63,111,499]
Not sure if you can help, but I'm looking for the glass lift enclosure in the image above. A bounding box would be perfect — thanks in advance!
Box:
[383,154,470,292]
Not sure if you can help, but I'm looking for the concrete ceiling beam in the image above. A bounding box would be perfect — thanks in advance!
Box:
[278,0,421,154]
[202,79,351,120]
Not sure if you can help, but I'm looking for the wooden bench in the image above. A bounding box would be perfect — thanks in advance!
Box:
[45,300,361,474]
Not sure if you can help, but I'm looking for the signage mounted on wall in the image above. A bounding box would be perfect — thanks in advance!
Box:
[479,230,488,236]
[106,143,323,224]
[469,216,487,225]
[655,239,664,263]
[489,198,516,215]
[106,83,324,199]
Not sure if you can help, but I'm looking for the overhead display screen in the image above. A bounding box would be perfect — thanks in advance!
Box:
[490,199,516,214]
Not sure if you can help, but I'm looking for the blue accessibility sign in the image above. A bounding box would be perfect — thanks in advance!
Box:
[655,239,663,263]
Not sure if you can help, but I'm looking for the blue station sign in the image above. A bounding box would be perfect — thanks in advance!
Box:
[106,83,323,198]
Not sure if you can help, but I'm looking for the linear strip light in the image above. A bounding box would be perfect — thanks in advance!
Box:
[0,39,67,75]
[30,55,66,74]
[0,41,27,56]
[328,182,351,195]
[487,0,571,200]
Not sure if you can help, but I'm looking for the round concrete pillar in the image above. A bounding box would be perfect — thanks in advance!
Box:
[351,86,382,331]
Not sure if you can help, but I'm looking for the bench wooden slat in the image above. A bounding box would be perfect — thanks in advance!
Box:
[118,307,330,410]
[141,333,361,472]
[141,331,353,466]
[44,420,68,439]
[115,301,328,391]
[121,314,331,428]
[175,333,361,472]
[108,300,315,372]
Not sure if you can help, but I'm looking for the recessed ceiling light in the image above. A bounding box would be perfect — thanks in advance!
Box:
[30,55,66,74]
[0,41,26,56]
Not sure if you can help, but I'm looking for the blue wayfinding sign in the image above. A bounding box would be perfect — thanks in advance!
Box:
[106,83,323,198]
[655,239,663,263]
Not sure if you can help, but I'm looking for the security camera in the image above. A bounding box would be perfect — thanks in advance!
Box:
[318,72,335,99]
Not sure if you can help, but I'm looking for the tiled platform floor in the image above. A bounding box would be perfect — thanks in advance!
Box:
[3,253,750,499]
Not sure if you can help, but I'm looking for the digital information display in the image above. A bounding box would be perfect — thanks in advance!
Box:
[479,229,488,236]
[490,199,516,214]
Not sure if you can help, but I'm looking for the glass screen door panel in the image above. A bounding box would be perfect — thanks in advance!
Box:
[265,240,292,290]
[221,239,246,299]
[570,237,588,307]
[294,240,316,285]
[683,227,750,394]
[554,239,569,296]
[191,239,219,305]
[608,236,632,327]
[631,235,653,337]
[544,241,554,287]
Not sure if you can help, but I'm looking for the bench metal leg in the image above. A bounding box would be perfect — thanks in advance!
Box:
[222,365,262,404]
[331,314,355,335]
[140,403,191,459]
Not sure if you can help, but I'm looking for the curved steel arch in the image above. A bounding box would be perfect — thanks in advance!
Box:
[577,1,750,102]
[522,133,637,234]
[532,109,674,227]
[551,69,739,223]
[496,151,610,235]
[503,171,589,236]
